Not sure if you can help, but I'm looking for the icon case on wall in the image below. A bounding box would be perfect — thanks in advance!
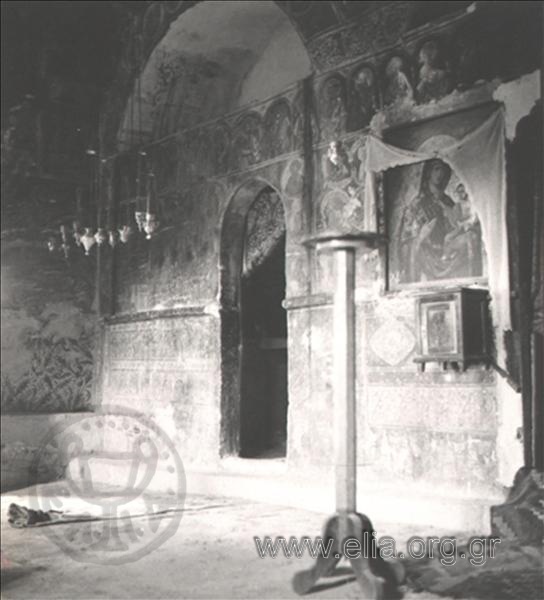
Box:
[414,287,490,371]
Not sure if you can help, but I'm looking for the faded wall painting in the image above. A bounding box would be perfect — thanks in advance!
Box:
[382,55,414,106]
[233,113,263,170]
[416,39,453,103]
[347,64,378,131]
[1,245,96,414]
[388,158,484,287]
[264,100,292,158]
[243,188,285,277]
[318,138,367,234]
[319,75,347,141]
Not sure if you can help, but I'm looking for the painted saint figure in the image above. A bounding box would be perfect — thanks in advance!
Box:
[416,40,453,103]
[266,103,292,157]
[320,187,365,234]
[323,140,351,184]
[348,66,378,131]
[235,115,262,169]
[383,56,413,106]
[397,159,483,283]
[321,77,347,140]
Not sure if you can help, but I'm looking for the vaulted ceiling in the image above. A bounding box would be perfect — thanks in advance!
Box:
[118,1,313,147]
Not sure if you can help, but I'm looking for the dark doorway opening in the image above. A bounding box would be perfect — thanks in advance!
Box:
[239,226,288,459]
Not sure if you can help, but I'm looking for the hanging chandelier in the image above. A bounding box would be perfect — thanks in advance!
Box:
[132,150,159,240]
[47,69,160,258]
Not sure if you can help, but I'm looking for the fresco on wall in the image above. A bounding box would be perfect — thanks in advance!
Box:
[233,113,263,170]
[347,65,378,131]
[383,55,414,106]
[321,137,367,190]
[320,188,366,234]
[151,52,187,139]
[318,138,367,233]
[291,99,303,148]
[292,87,319,147]
[1,245,96,414]
[264,100,292,158]
[281,157,303,200]
[319,75,347,141]
[243,188,285,277]
[1,308,95,413]
[388,158,484,287]
[113,174,225,313]
[322,140,352,185]
[416,39,453,103]
[177,127,213,184]
[279,158,304,236]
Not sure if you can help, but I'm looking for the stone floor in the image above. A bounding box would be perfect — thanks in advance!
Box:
[1,483,542,599]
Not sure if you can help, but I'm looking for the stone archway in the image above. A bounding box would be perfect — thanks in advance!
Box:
[219,179,288,458]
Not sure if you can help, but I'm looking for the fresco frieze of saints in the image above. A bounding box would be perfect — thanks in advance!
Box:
[388,158,485,288]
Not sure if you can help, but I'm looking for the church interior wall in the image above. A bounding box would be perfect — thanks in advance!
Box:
[1,1,541,530]
[94,1,541,528]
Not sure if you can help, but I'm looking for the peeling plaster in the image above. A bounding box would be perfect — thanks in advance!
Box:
[493,70,541,140]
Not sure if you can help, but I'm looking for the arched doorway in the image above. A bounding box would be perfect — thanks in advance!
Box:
[113,0,312,461]
[240,188,287,457]
[220,181,288,459]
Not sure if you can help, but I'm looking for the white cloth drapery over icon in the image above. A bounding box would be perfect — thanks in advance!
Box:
[365,109,510,366]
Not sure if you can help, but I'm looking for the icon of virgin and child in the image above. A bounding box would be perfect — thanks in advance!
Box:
[394,158,484,284]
